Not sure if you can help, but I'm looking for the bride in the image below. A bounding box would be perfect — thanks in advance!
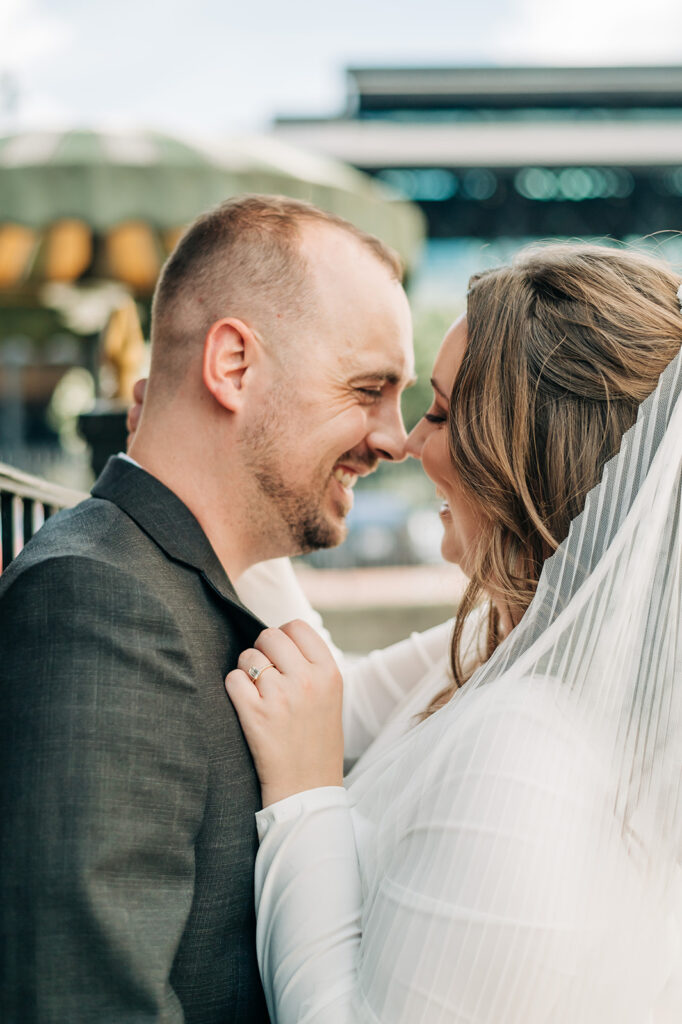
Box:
[226,242,682,1023]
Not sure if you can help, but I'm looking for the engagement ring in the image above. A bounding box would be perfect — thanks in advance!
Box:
[248,662,276,683]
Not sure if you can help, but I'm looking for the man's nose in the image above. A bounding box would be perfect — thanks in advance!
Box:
[368,406,408,463]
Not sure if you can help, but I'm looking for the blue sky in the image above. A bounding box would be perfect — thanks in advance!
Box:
[1,0,681,138]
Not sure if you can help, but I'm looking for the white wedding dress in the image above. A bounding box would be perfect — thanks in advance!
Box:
[248,350,682,1023]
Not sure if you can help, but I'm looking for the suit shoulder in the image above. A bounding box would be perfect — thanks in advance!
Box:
[0,546,199,698]
[1,496,160,588]
[0,542,169,627]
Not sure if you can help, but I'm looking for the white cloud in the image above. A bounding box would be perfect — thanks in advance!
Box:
[0,0,72,74]
[492,0,682,64]
[2,0,680,137]
[8,90,75,130]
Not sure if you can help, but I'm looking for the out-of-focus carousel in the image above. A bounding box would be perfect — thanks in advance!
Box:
[0,129,424,479]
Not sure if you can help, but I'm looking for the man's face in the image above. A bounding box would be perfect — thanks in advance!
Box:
[243,225,415,555]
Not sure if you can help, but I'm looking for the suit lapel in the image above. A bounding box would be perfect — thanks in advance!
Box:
[91,456,265,638]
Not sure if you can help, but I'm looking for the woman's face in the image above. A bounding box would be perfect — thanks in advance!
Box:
[405,314,484,574]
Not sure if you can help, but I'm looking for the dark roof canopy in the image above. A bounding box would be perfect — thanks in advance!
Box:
[343,66,682,114]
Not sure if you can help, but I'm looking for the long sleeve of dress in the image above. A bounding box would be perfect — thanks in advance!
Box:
[253,681,670,1024]
[235,558,453,759]
[338,620,452,759]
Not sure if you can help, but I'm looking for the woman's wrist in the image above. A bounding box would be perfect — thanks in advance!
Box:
[261,773,344,808]
[256,785,349,843]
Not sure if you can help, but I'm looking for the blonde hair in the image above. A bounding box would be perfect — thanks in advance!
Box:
[426,242,682,716]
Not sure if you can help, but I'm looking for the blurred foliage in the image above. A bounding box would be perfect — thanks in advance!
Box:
[402,305,461,432]
[357,303,462,503]
[0,303,65,346]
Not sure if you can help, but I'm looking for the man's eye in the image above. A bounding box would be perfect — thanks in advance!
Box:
[358,387,382,398]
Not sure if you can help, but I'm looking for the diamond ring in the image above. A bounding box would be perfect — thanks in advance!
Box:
[247,662,276,683]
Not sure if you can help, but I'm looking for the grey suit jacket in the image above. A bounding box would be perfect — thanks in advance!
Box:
[0,456,270,1023]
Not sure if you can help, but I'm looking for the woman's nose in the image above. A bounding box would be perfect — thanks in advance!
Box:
[404,420,427,460]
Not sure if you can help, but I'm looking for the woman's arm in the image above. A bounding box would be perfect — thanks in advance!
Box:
[255,788,361,1023]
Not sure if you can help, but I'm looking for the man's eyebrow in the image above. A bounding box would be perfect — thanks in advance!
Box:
[430,377,448,400]
[349,370,418,388]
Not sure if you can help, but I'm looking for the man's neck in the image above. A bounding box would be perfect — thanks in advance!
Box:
[127,435,280,580]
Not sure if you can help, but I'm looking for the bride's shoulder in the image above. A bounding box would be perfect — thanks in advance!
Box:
[434,671,601,791]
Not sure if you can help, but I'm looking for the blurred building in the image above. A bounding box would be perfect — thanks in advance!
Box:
[273,65,682,304]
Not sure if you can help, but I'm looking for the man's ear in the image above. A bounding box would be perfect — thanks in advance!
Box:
[202,318,259,412]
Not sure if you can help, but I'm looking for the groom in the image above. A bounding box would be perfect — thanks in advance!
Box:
[0,196,414,1023]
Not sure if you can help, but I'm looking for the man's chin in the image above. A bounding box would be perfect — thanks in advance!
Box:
[296,515,348,555]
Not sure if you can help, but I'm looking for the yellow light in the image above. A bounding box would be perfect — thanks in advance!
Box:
[0,224,36,288]
[44,220,92,282]
[106,221,161,293]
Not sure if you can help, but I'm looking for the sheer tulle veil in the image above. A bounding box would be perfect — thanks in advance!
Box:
[347,341,681,1018]
[465,322,682,875]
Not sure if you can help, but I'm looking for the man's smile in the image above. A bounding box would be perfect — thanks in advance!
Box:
[332,465,359,490]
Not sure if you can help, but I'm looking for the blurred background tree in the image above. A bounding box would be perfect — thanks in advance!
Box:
[402,306,461,433]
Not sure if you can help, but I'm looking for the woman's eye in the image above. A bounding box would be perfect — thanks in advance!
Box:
[424,413,446,424]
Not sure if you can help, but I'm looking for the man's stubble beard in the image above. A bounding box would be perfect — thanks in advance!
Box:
[241,396,348,556]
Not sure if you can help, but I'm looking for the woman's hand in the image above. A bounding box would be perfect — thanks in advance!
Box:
[226,620,344,807]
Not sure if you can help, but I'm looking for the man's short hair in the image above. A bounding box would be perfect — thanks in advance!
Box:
[150,194,403,382]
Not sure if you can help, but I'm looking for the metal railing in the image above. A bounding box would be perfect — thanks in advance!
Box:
[0,462,86,571]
